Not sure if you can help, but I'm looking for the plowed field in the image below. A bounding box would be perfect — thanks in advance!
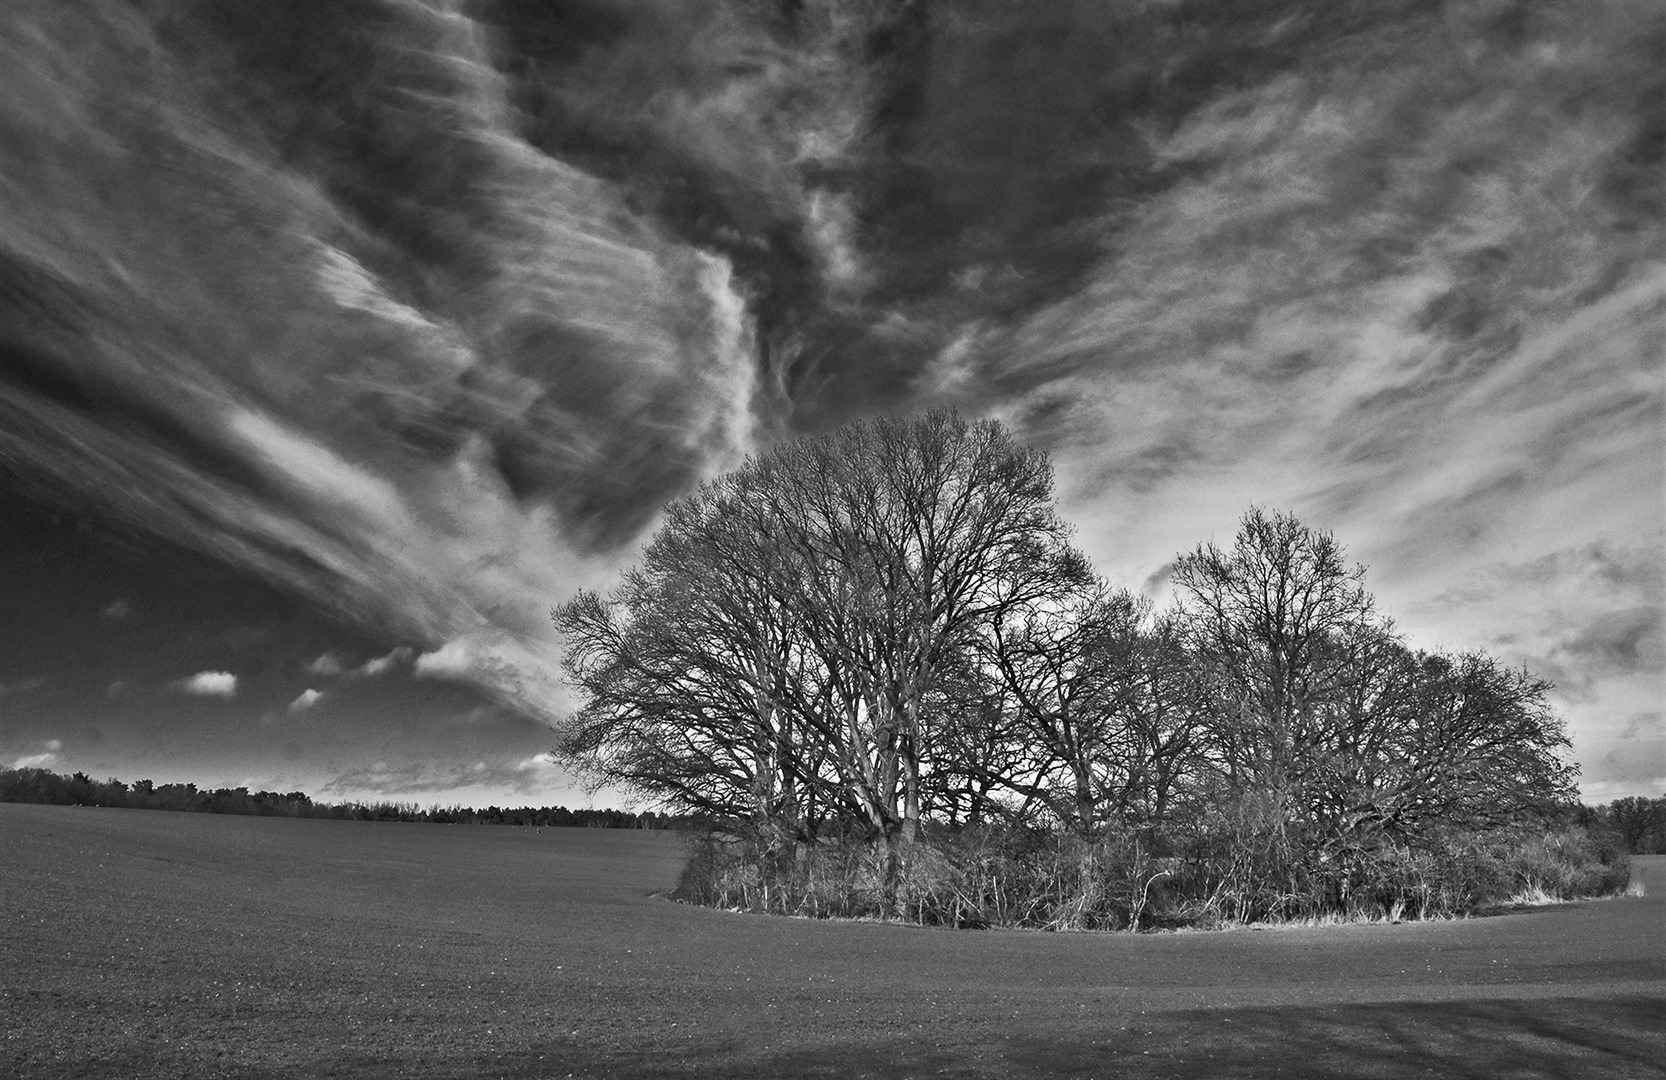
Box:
[3,804,1662,1078]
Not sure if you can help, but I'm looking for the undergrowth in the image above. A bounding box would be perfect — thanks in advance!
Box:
[672,819,1631,932]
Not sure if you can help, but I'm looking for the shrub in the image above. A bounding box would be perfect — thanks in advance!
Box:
[668,811,1634,931]
[1502,826,1631,901]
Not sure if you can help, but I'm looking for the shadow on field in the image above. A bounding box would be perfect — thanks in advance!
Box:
[517,995,1666,1080]
[999,996,1666,1080]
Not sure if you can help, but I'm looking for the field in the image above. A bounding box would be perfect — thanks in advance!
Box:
[2,804,1662,1079]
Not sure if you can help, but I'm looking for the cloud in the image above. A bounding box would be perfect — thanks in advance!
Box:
[411,639,476,680]
[288,688,324,712]
[0,0,741,750]
[175,671,237,697]
[1556,608,1664,680]
[414,632,571,720]
[11,738,63,770]
[101,599,129,619]
[1404,543,1663,699]
[0,676,45,697]
[1621,712,1663,740]
[320,755,564,798]
[1595,739,1666,788]
[305,647,414,681]
[0,0,1657,803]
[355,647,413,678]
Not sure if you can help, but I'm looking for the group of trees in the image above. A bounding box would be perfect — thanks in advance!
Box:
[0,767,687,829]
[555,410,1605,924]
[1585,796,1666,855]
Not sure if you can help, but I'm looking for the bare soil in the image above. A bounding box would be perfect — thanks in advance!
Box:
[2,803,1662,1079]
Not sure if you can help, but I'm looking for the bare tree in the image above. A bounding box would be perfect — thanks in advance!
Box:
[1170,508,1579,909]
[554,476,826,843]
[747,410,1091,844]
[1171,507,1377,804]
[983,584,1205,836]
[553,410,1089,855]
[1391,649,1578,829]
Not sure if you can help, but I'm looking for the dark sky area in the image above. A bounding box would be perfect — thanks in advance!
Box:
[1,0,1661,806]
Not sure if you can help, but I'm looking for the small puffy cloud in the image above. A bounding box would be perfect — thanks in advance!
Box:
[305,653,344,677]
[288,688,324,712]
[516,752,560,771]
[357,647,413,678]
[412,639,475,680]
[101,599,130,619]
[176,671,237,697]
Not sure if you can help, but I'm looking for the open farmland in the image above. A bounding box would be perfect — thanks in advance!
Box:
[2,804,1662,1079]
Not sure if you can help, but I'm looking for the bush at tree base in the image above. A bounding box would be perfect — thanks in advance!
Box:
[672,815,1629,930]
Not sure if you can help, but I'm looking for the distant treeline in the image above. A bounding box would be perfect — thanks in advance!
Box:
[0,766,699,829]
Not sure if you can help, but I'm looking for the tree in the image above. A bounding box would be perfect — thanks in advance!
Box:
[553,478,822,842]
[1171,507,1378,804]
[1389,649,1578,830]
[981,583,1204,836]
[1606,796,1666,854]
[552,409,1090,851]
[1170,508,1580,912]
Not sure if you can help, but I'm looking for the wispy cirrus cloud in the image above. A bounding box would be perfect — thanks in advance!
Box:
[939,7,1664,799]
[0,0,1658,803]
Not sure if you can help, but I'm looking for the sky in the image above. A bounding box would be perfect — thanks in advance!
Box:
[0,0,1660,808]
